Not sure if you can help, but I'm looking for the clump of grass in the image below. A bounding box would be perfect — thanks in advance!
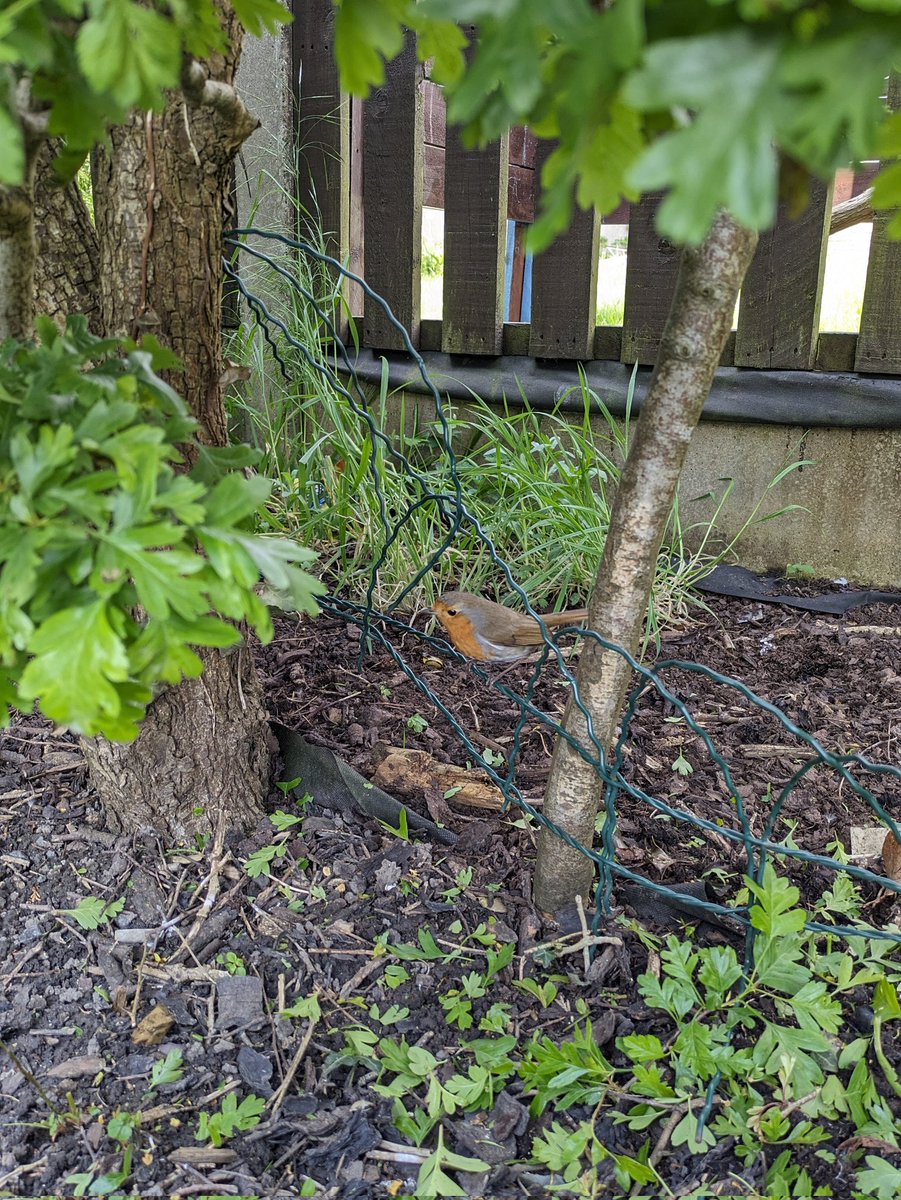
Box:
[596,300,624,326]
[228,258,805,644]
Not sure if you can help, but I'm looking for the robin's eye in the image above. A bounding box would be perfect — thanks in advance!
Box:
[446,608,457,617]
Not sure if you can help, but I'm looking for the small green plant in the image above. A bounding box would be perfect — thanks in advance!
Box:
[243,807,310,879]
[407,713,429,734]
[671,749,693,776]
[441,866,474,901]
[147,1048,184,1093]
[414,1125,489,1199]
[379,805,411,841]
[66,1109,139,1196]
[195,1092,266,1147]
[216,951,247,976]
[59,895,125,930]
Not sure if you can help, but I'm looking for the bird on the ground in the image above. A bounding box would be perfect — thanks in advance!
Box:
[431,590,588,663]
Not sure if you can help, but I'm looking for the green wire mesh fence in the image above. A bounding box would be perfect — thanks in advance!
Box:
[224,227,901,950]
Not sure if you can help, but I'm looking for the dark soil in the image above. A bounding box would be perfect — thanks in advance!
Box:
[1,589,900,1198]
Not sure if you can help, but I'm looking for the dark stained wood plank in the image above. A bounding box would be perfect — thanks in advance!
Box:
[361,33,423,350]
[816,332,857,372]
[593,326,622,361]
[529,139,600,359]
[735,176,832,369]
[856,75,901,374]
[508,164,535,222]
[419,318,442,352]
[442,117,508,353]
[423,148,533,220]
[620,193,681,365]
[509,127,537,168]
[424,143,443,208]
[292,0,349,259]
[503,323,531,356]
[423,80,445,147]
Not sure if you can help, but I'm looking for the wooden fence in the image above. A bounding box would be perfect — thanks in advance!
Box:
[292,3,901,385]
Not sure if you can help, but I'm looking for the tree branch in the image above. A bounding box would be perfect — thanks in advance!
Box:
[181,57,259,145]
[830,187,874,235]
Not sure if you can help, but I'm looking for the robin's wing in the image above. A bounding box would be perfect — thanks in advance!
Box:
[508,609,588,645]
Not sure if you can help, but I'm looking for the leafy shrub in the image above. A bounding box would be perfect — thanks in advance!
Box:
[0,316,323,740]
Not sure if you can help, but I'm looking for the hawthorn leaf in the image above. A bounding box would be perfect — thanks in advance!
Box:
[19,600,130,733]
[334,0,409,96]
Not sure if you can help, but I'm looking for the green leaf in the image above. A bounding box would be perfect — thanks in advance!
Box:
[19,600,130,734]
[673,1020,720,1081]
[778,28,900,172]
[334,0,410,96]
[617,1034,664,1064]
[413,19,467,85]
[626,30,782,244]
[873,978,901,1022]
[670,1110,716,1152]
[855,1155,901,1200]
[77,0,183,109]
[204,471,272,527]
[746,865,807,936]
[62,895,125,929]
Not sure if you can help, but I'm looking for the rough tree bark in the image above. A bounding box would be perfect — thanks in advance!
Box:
[533,211,759,914]
[0,90,45,340]
[80,4,273,842]
[33,142,100,327]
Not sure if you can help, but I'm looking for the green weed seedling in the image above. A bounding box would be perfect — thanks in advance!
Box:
[243,806,310,881]
[532,1119,662,1198]
[379,806,411,841]
[65,1109,138,1196]
[195,1092,266,1147]
[147,1048,184,1094]
[415,1125,490,1199]
[216,951,247,976]
[59,895,125,930]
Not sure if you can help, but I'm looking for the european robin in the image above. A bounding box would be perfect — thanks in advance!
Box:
[431,590,588,663]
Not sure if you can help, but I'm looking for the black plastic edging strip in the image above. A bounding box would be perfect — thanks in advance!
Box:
[349,350,901,430]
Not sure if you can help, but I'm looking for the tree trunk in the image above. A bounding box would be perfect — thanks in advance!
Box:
[0,103,43,340]
[82,4,271,841]
[533,211,759,915]
[33,142,100,327]
[82,647,274,841]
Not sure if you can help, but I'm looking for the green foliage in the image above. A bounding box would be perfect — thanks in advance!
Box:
[231,304,803,642]
[195,1092,266,1146]
[519,1022,615,1116]
[148,1049,184,1093]
[414,1125,490,1199]
[61,895,125,930]
[0,317,323,741]
[3,0,289,183]
[331,0,901,247]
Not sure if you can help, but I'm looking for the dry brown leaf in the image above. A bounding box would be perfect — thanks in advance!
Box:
[132,1003,175,1046]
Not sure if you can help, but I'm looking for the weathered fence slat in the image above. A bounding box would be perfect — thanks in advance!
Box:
[621,193,682,365]
[856,75,901,375]
[293,0,349,260]
[442,128,508,353]
[529,140,599,359]
[735,178,832,369]
[362,32,423,350]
